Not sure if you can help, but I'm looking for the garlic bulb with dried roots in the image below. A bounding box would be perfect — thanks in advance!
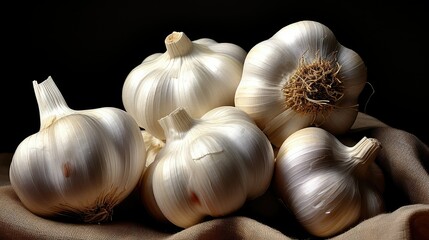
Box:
[274,127,384,237]
[140,106,275,228]
[235,20,367,147]
[122,31,246,140]
[9,76,147,223]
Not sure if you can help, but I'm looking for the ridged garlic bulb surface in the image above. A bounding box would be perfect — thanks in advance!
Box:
[235,20,367,147]
[9,76,146,223]
[274,127,384,237]
[122,31,247,140]
[140,106,275,228]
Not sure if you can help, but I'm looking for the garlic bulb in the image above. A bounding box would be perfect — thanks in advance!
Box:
[122,31,247,140]
[274,127,384,237]
[140,106,275,228]
[235,20,367,147]
[9,76,146,223]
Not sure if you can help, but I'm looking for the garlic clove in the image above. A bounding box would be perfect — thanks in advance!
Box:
[142,130,165,169]
[193,38,247,64]
[262,109,313,147]
[139,156,169,223]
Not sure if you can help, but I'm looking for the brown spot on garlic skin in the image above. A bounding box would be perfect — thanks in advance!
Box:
[63,162,72,178]
[190,191,200,205]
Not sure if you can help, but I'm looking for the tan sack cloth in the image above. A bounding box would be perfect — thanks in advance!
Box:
[1,112,428,240]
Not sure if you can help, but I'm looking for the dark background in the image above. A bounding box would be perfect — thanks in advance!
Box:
[2,1,428,153]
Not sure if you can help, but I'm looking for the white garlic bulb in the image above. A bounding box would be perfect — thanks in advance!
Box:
[140,106,275,228]
[235,20,367,147]
[9,76,147,223]
[122,31,247,140]
[274,127,384,237]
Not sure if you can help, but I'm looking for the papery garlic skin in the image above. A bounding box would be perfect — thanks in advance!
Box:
[274,127,384,237]
[140,106,275,228]
[235,20,367,147]
[122,31,247,140]
[141,130,165,169]
[9,76,146,223]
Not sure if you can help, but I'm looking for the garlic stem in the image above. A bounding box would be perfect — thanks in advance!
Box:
[158,107,195,140]
[33,76,73,130]
[165,31,193,57]
[345,137,381,178]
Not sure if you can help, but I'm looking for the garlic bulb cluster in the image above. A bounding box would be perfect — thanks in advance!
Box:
[122,31,247,140]
[235,20,367,147]
[9,76,146,223]
[274,127,384,237]
[140,106,275,228]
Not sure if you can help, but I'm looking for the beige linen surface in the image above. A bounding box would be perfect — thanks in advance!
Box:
[1,113,428,240]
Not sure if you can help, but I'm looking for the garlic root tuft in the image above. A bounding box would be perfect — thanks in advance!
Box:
[283,52,345,115]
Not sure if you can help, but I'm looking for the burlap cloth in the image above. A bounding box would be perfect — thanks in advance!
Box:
[1,113,428,239]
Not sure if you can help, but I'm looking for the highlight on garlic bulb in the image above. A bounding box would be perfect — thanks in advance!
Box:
[140,106,275,228]
[235,20,367,147]
[9,76,147,223]
[274,127,384,237]
[122,31,247,140]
